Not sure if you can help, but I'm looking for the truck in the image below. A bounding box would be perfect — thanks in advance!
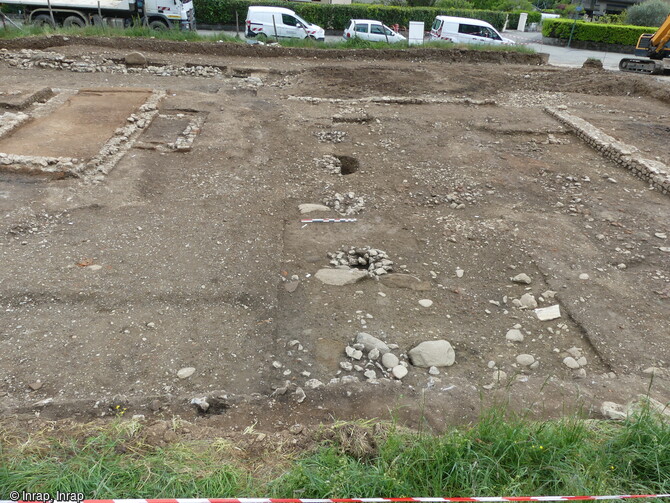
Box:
[619,14,670,74]
[0,0,195,30]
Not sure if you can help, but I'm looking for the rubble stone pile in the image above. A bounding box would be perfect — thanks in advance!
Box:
[327,247,393,277]
[323,192,365,215]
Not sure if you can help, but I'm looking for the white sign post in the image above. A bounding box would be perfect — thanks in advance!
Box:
[517,12,528,32]
[408,21,424,45]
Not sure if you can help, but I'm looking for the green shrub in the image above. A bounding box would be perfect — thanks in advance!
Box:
[542,17,656,45]
[434,0,476,9]
[193,0,540,29]
[625,0,670,26]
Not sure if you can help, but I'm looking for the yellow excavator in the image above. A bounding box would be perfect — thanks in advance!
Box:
[619,14,670,73]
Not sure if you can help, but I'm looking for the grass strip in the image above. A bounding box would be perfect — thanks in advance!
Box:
[1,407,668,498]
[0,25,534,53]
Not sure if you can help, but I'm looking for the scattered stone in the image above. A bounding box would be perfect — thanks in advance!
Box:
[519,293,538,309]
[602,401,627,420]
[356,332,390,355]
[284,281,299,292]
[315,268,368,286]
[577,356,587,366]
[408,340,455,368]
[563,357,580,369]
[28,382,43,391]
[516,354,535,367]
[340,361,353,371]
[418,299,433,308]
[177,367,195,379]
[505,329,524,342]
[511,273,532,284]
[380,274,431,291]
[364,369,377,379]
[428,366,440,375]
[299,203,331,214]
[392,365,408,379]
[381,352,399,368]
[655,233,667,239]
[294,386,306,403]
[492,369,507,382]
[125,51,147,66]
[535,304,561,321]
[289,424,303,434]
[566,347,582,358]
[543,290,556,299]
[368,348,380,360]
[305,378,323,389]
[579,273,590,280]
[345,346,356,358]
[272,361,283,369]
[456,268,464,278]
[272,380,291,396]
[190,397,209,412]
[628,395,670,420]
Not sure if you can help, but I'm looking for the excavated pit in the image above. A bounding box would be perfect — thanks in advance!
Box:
[0,89,150,159]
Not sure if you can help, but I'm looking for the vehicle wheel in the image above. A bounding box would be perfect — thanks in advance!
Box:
[256,33,269,42]
[91,14,105,26]
[33,14,55,28]
[149,19,169,30]
[307,35,316,40]
[63,15,86,28]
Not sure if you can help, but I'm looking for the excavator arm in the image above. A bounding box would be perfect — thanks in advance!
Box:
[649,13,670,55]
[619,13,670,73]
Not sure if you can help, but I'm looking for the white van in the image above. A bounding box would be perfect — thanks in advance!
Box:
[246,6,325,41]
[429,16,514,45]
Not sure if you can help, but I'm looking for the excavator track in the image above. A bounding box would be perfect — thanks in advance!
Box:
[619,58,664,74]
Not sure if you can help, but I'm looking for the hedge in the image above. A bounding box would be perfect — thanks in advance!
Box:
[542,18,656,46]
[193,0,541,30]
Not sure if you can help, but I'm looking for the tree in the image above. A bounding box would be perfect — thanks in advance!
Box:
[626,0,670,26]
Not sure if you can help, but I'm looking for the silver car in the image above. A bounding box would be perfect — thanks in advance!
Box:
[342,19,406,43]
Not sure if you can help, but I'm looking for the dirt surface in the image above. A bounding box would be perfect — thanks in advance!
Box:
[0,36,669,437]
[0,89,150,158]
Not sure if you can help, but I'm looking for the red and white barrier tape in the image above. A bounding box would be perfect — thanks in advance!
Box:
[301,218,357,223]
[6,496,670,503]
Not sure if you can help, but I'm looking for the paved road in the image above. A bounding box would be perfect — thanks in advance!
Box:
[502,30,631,71]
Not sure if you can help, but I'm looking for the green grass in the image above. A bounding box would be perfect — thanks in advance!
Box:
[1,407,669,498]
[0,24,534,53]
[0,24,240,42]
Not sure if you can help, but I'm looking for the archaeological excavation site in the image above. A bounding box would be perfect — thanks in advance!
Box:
[0,37,669,438]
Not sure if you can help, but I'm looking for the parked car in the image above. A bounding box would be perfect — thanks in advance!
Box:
[342,19,406,43]
[429,16,514,45]
[246,6,325,41]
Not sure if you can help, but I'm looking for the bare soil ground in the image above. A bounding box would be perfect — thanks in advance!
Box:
[0,37,668,437]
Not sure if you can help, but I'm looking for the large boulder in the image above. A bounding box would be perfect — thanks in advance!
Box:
[409,340,455,368]
[315,268,367,286]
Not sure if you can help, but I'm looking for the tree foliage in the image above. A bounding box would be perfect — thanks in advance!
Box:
[625,0,670,26]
